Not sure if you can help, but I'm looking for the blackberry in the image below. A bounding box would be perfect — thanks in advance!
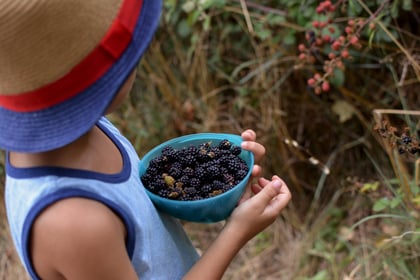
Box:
[235,169,248,180]
[410,147,419,154]
[189,177,201,189]
[161,145,178,160]
[157,188,170,198]
[147,165,160,174]
[208,147,222,158]
[180,154,197,167]
[197,148,210,162]
[200,184,213,196]
[140,172,153,185]
[183,167,194,177]
[206,165,220,180]
[168,164,183,179]
[211,180,225,190]
[194,166,206,180]
[179,145,198,159]
[402,136,412,144]
[218,139,232,150]
[222,184,234,193]
[178,175,190,186]
[226,157,247,173]
[198,141,212,151]
[230,145,242,156]
[141,138,250,201]
[184,187,198,196]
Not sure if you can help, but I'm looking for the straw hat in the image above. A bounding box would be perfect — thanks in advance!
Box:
[0,0,162,152]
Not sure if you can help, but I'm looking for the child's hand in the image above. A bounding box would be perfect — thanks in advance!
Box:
[240,129,265,178]
[226,175,291,241]
[239,129,265,202]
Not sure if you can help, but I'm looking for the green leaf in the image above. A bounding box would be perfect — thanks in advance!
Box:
[267,14,286,25]
[309,270,329,280]
[360,181,380,193]
[330,68,345,87]
[348,0,363,16]
[390,0,400,18]
[187,10,201,26]
[373,197,389,212]
[283,31,296,45]
[177,19,192,38]
[390,196,402,208]
[402,0,412,10]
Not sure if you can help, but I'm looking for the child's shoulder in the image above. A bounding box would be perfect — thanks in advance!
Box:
[30,197,129,278]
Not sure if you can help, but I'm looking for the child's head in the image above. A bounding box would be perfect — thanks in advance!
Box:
[0,0,161,153]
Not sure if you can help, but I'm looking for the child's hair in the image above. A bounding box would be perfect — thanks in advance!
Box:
[0,0,162,152]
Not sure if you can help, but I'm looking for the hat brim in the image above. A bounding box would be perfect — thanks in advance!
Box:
[0,0,161,152]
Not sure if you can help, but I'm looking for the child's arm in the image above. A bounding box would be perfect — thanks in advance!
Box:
[183,129,292,280]
[30,198,139,280]
[183,176,291,280]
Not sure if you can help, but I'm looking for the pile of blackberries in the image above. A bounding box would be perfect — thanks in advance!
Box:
[141,139,250,201]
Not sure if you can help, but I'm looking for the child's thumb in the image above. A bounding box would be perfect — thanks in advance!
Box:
[256,179,282,204]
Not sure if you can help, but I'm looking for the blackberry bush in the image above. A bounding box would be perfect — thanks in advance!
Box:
[141,139,250,201]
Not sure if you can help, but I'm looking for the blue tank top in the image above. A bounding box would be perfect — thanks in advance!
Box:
[5,117,199,280]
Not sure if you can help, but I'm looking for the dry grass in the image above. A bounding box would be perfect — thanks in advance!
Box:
[0,188,29,280]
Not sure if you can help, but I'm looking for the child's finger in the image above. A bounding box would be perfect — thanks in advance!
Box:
[252,179,283,206]
[251,165,262,178]
[241,141,265,162]
[265,181,292,214]
[241,129,256,141]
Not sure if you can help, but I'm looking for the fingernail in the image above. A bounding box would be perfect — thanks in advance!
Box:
[272,180,282,191]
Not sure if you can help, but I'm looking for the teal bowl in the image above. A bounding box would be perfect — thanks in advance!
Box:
[138,133,254,223]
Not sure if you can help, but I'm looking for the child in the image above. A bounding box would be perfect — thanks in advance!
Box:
[0,0,291,279]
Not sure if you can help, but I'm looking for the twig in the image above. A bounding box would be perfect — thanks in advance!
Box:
[239,0,254,34]
[230,0,287,16]
[355,0,420,80]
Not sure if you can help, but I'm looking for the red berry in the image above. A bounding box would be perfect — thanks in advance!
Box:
[312,21,319,28]
[350,36,359,45]
[321,81,330,92]
[345,26,353,34]
[298,44,306,52]
[316,38,323,46]
[307,78,316,86]
[328,52,336,59]
[299,53,306,60]
[314,86,322,95]
[332,41,341,51]
[341,49,350,58]
[324,0,332,7]
[316,6,324,14]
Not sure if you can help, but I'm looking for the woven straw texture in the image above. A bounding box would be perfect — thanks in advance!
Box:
[0,0,121,94]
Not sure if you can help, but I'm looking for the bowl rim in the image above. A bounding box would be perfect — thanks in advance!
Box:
[139,132,255,205]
